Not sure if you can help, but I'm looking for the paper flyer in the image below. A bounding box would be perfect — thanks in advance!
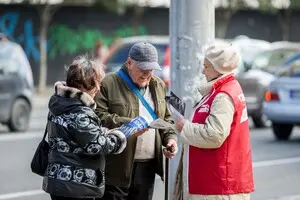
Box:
[165,91,186,121]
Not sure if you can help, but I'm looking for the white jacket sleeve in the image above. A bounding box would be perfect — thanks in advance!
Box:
[180,92,235,149]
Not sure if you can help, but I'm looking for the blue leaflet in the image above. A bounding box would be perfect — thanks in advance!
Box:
[119,116,150,137]
[119,125,136,137]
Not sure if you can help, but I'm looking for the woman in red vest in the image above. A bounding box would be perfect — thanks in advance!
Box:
[175,44,254,200]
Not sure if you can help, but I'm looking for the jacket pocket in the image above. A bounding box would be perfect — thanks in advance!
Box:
[109,101,130,117]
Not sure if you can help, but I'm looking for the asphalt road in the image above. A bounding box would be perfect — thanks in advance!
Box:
[0,95,300,200]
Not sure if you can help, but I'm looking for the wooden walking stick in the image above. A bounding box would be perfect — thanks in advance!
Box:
[165,156,169,200]
[164,146,175,200]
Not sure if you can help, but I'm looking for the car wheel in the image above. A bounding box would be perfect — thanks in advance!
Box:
[7,98,31,132]
[252,114,270,128]
[272,122,294,140]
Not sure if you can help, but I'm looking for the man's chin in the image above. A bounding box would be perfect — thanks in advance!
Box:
[137,82,148,88]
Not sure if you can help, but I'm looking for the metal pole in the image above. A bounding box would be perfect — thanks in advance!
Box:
[168,0,215,199]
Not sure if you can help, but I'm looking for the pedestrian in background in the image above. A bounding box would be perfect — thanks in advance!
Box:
[94,39,108,63]
[95,42,178,200]
[175,44,254,200]
[43,56,133,200]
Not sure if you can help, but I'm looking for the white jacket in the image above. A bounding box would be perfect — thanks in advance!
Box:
[181,77,235,149]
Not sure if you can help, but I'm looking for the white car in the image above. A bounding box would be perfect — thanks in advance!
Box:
[263,53,300,140]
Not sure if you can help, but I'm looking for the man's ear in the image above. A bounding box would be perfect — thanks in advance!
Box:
[126,57,132,69]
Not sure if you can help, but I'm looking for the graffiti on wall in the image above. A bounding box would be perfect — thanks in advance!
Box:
[48,24,147,59]
[0,12,40,62]
[0,11,148,62]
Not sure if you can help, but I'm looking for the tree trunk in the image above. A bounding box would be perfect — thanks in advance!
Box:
[38,5,52,94]
[131,5,145,34]
[278,9,291,41]
[215,8,232,38]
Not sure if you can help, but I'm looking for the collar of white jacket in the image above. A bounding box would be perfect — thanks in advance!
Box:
[198,74,231,96]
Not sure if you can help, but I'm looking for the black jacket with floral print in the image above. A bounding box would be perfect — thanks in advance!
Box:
[42,82,126,199]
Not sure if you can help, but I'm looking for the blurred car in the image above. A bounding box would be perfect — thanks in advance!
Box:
[250,41,300,72]
[0,39,34,132]
[263,52,300,140]
[236,41,300,128]
[232,35,271,68]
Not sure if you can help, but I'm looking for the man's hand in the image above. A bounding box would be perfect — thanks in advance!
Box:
[118,116,150,137]
[118,125,149,137]
[163,139,178,159]
[132,128,149,137]
[175,119,185,133]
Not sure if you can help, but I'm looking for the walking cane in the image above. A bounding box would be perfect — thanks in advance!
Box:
[164,146,175,200]
[165,157,169,200]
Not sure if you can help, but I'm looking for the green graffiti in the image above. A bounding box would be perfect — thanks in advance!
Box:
[48,24,147,59]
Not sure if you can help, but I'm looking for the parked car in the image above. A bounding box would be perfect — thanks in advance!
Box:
[236,41,300,128]
[250,41,300,72]
[0,40,34,132]
[232,35,271,68]
[263,52,300,140]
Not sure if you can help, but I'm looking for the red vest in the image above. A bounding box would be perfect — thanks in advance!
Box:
[188,74,254,195]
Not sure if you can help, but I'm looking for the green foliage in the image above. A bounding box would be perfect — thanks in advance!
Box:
[290,0,300,9]
[48,24,147,59]
[93,0,128,13]
[257,0,274,12]
[257,0,300,11]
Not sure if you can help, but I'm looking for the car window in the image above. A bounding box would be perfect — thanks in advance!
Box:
[252,51,272,69]
[0,41,33,86]
[106,43,132,64]
[0,58,18,74]
[268,50,297,66]
[284,52,300,65]
[252,49,299,73]
[12,45,34,86]
[290,60,300,77]
[106,43,168,66]
[279,59,300,77]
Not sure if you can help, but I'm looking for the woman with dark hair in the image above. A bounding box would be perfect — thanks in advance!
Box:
[42,56,129,200]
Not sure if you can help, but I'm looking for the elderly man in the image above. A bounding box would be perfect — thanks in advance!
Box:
[175,44,254,200]
[95,42,178,200]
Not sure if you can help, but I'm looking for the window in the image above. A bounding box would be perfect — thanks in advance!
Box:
[0,59,18,74]
[106,43,132,64]
[0,43,24,74]
[252,49,299,74]
[252,51,272,69]
[279,59,300,77]
[268,50,297,66]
